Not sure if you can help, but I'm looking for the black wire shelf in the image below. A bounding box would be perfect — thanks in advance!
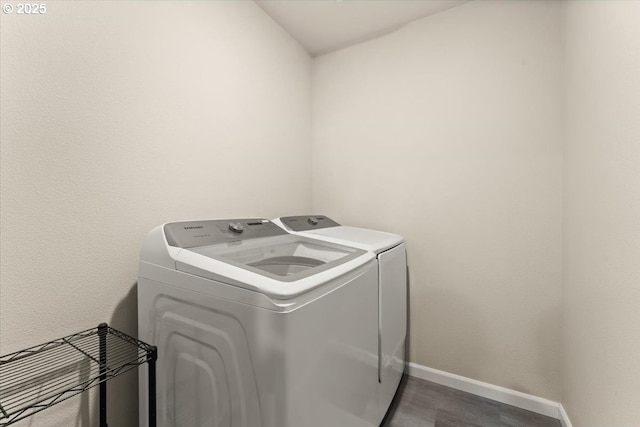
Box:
[0,323,157,427]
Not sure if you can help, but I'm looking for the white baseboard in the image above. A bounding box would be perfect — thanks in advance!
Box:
[558,404,573,427]
[407,362,571,423]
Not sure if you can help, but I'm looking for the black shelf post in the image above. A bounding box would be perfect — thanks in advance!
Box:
[148,346,157,427]
[98,323,108,427]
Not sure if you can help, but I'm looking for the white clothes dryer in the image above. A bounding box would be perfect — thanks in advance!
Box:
[273,215,407,424]
[137,218,380,427]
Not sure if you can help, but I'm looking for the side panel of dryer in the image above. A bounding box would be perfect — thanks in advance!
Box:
[378,243,407,420]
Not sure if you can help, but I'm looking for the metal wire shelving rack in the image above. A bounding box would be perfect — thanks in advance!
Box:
[0,323,157,427]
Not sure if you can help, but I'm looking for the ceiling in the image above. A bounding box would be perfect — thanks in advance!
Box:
[255,0,470,57]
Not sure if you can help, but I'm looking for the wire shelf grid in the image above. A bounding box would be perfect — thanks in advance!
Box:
[0,324,156,426]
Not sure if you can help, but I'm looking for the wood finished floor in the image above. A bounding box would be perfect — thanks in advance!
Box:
[381,376,561,427]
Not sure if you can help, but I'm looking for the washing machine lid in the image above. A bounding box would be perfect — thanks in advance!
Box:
[275,216,404,253]
[161,219,374,299]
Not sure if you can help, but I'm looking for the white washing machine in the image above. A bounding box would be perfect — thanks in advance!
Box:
[273,215,407,424]
[137,218,380,427]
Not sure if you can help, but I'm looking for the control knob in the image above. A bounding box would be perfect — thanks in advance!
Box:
[307,217,319,226]
[228,222,244,233]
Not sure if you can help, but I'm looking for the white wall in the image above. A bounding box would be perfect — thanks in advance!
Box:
[563,1,640,425]
[312,1,563,400]
[0,2,310,425]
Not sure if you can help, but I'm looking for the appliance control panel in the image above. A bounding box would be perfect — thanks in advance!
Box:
[280,215,340,232]
[164,219,288,248]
